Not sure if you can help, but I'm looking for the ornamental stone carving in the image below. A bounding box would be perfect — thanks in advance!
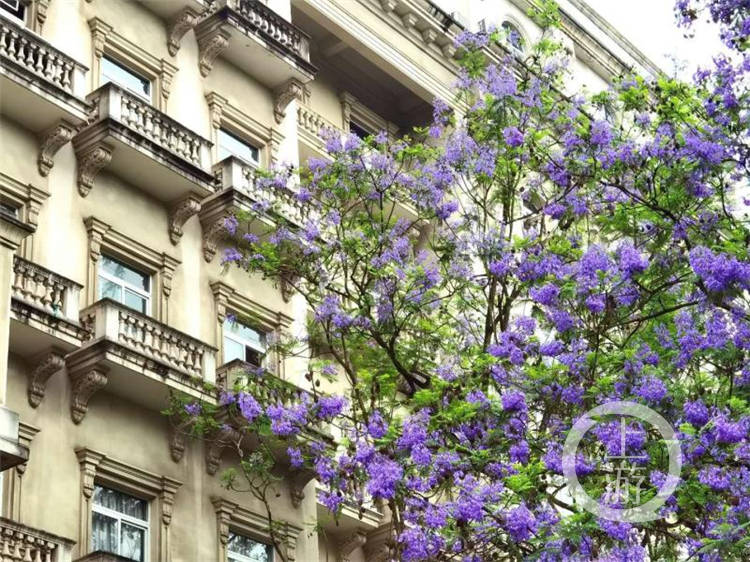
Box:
[38,121,75,177]
[27,348,65,408]
[202,218,228,263]
[198,28,230,77]
[75,142,113,197]
[167,7,201,56]
[169,195,202,245]
[339,530,367,562]
[273,79,308,124]
[205,425,242,475]
[68,365,108,424]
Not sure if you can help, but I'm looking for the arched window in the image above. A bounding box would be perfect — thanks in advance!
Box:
[501,21,525,53]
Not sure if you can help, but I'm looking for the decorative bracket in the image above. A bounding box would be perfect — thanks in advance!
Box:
[289,469,315,508]
[273,79,308,124]
[27,348,66,408]
[202,217,227,263]
[169,194,202,245]
[67,348,109,424]
[205,425,242,475]
[38,121,75,177]
[169,416,192,462]
[339,530,368,562]
[75,142,113,197]
[160,477,181,526]
[197,27,230,77]
[167,7,200,56]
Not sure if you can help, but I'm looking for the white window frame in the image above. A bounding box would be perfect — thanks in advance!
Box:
[218,128,261,167]
[97,254,152,316]
[223,316,267,367]
[0,0,26,26]
[100,55,153,103]
[91,484,150,562]
[227,530,273,562]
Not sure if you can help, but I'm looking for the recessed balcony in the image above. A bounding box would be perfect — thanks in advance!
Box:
[64,298,217,423]
[72,82,215,201]
[0,14,88,132]
[195,0,316,88]
[10,255,85,356]
[0,517,74,561]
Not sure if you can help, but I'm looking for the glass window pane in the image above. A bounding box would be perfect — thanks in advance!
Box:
[223,318,266,351]
[124,290,148,314]
[0,0,25,21]
[92,511,118,554]
[99,277,122,302]
[224,338,245,364]
[100,256,150,292]
[228,532,272,562]
[120,522,146,562]
[218,129,259,164]
[0,201,19,218]
[93,485,147,521]
[245,348,264,367]
[101,57,151,100]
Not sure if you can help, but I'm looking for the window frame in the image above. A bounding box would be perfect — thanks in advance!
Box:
[222,315,268,367]
[500,19,526,54]
[227,530,274,562]
[217,128,261,168]
[0,0,26,25]
[97,254,152,316]
[99,55,153,103]
[91,484,150,562]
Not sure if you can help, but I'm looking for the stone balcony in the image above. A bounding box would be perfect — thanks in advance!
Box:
[200,157,316,262]
[0,517,74,562]
[0,13,88,132]
[297,104,342,160]
[10,255,85,356]
[195,0,316,88]
[64,298,217,423]
[72,82,214,202]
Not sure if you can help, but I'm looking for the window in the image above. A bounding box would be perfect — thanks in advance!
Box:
[218,129,260,166]
[501,21,525,53]
[100,56,151,101]
[0,0,25,23]
[0,201,19,218]
[92,485,149,562]
[223,317,267,366]
[98,255,151,315]
[228,532,273,562]
[349,120,372,140]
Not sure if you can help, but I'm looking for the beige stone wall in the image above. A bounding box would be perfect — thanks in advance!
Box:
[0,0,655,560]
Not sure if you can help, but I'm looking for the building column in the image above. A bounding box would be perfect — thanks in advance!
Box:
[0,212,34,471]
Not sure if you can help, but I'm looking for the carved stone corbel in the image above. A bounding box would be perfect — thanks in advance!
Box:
[202,218,227,263]
[89,19,113,60]
[169,417,192,462]
[75,142,113,197]
[198,28,230,77]
[160,477,181,526]
[33,0,50,33]
[68,362,109,424]
[273,79,308,124]
[27,348,66,408]
[205,92,227,130]
[167,7,200,56]
[279,270,298,303]
[441,43,457,59]
[160,254,179,301]
[380,0,397,13]
[75,449,106,499]
[339,530,368,562]
[422,28,438,44]
[38,121,75,176]
[160,60,178,107]
[205,425,242,475]
[289,469,315,508]
[212,497,238,546]
[169,195,202,245]
[401,13,418,30]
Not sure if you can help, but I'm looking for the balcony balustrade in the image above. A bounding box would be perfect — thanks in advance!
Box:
[200,157,316,261]
[11,256,81,321]
[9,256,85,356]
[80,298,216,381]
[72,82,214,201]
[0,517,74,562]
[0,14,88,133]
[195,0,316,88]
[297,104,343,159]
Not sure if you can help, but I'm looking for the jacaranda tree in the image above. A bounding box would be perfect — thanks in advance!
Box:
[172,1,750,559]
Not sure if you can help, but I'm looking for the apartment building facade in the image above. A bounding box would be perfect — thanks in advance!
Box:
[0,0,658,560]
